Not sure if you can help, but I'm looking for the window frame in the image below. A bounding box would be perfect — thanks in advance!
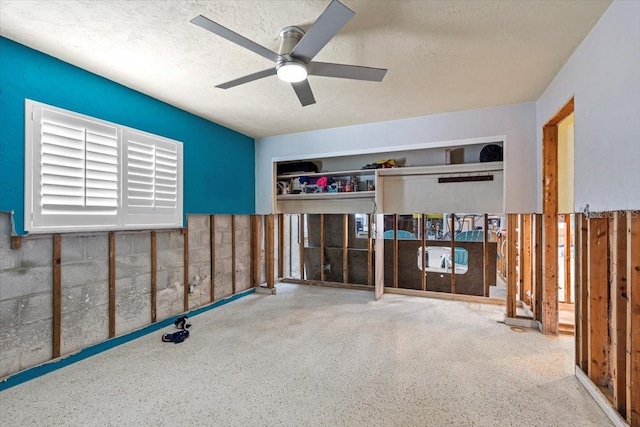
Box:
[24,99,183,234]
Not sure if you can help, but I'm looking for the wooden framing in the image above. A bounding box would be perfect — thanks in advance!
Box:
[421,214,426,292]
[277,213,284,279]
[343,214,349,284]
[266,214,275,288]
[587,216,608,386]
[288,215,293,277]
[108,231,116,338]
[533,214,543,321]
[522,214,532,306]
[182,227,189,311]
[450,213,456,294]
[299,214,305,280]
[610,212,627,416]
[483,214,489,297]
[627,214,639,426]
[393,214,398,288]
[506,214,517,318]
[150,231,157,323]
[211,215,216,300]
[518,214,524,302]
[367,214,373,286]
[320,214,325,282]
[10,235,21,249]
[52,234,61,358]
[565,214,572,303]
[231,215,236,294]
[576,213,589,372]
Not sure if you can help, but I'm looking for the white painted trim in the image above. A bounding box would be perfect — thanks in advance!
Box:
[575,366,629,427]
[270,135,506,162]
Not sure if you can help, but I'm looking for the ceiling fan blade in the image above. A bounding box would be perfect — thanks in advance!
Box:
[309,62,387,82]
[291,80,316,106]
[216,68,276,89]
[290,0,355,63]
[191,15,283,63]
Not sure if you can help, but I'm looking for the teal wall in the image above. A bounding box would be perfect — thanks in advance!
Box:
[0,37,255,234]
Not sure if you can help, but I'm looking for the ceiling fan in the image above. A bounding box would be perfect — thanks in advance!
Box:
[191,0,387,107]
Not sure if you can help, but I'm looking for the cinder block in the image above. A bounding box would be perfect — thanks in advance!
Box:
[0,267,52,300]
[12,320,52,374]
[115,234,134,256]
[215,272,233,299]
[85,234,109,260]
[215,215,231,229]
[18,293,53,325]
[198,230,211,248]
[61,284,85,315]
[61,260,108,288]
[132,233,151,254]
[156,284,183,321]
[60,236,85,263]
[83,280,109,308]
[19,236,53,268]
[115,254,151,280]
[0,241,20,270]
[156,268,169,290]
[216,244,232,261]
[0,299,18,331]
[187,215,209,232]
[235,215,250,230]
[61,307,108,355]
[0,213,11,238]
[189,246,211,265]
[155,230,183,251]
[157,249,184,269]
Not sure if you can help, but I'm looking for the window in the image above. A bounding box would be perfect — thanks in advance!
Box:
[25,100,183,233]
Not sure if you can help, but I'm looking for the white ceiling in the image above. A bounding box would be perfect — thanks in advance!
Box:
[0,0,611,138]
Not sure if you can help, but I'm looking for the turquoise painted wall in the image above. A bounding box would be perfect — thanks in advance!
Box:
[0,37,255,234]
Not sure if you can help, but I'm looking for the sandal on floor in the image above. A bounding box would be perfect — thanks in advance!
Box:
[161,330,190,344]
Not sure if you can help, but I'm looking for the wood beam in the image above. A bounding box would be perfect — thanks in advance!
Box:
[518,214,524,301]
[576,213,589,372]
[421,214,427,292]
[522,214,532,306]
[320,214,325,282]
[277,213,284,279]
[506,214,517,317]
[611,212,628,416]
[542,124,559,335]
[182,227,189,311]
[299,215,305,280]
[393,214,398,288]
[108,231,116,338]
[587,216,609,386]
[367,214,373,287]
[288,215,293,277]
[627,214,640,426]
[343,214,349,284]
[266,214,275,288]
[483,214,489,297]
[11,235,21,249]
[52,234,61,358]
[211,215,216,300]
[231,215,236,294]
[565,214,572,303]
[546,98,575,126]
[150,231,157,323]
[533,214,543,322]
[450,213,456,294]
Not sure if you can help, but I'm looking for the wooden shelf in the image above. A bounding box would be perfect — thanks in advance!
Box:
[277,191,374,201]
[277,168,374,180]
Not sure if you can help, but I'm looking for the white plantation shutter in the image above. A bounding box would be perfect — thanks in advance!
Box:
[30,105,119,230]
[25,100,183,233]
[123,129,182,226]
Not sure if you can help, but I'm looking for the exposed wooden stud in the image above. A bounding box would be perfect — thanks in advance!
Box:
[367,214,373,287]
[320,214,325,282]
[611,212,628,416]
[374,214,385,299]
[518,214,524,301]
[450,213,456,294]
[483,214,489,297]
[421,214,426,292]
[542,124,559,335]
[182,227,189,311]
[108,231,116,338]
[546,98,575,126]
[565,214,572,303]
[627,214,639,426]
[343,213,349,284]
[506,214,517,318]
[266,214,275,288]
[288,215,293,277]
[587,216,608,386]
[393,214,398,288]
[533,214,543,321]
[522,214,533,306]
[576,213,589,372]
[150,231,157,323]
[231,215,236,294]
[212,215,219,298]
[10,235,21,249]
[277,213,284,279]
[52,234,61,358]
[299,214,305,280]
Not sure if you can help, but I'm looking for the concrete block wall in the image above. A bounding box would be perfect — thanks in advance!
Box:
[0,212,258,379]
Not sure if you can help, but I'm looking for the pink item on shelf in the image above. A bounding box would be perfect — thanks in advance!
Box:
[317,176,328,188]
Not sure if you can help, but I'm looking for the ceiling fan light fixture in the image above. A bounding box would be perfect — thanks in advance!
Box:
[276,62,308,83]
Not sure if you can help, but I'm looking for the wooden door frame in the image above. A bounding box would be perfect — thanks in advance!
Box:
[541,97,574,335]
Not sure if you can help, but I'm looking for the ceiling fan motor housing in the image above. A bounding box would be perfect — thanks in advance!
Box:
[278,26,305,57]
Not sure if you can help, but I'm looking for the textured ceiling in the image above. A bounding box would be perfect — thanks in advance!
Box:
[0,0,611,138]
